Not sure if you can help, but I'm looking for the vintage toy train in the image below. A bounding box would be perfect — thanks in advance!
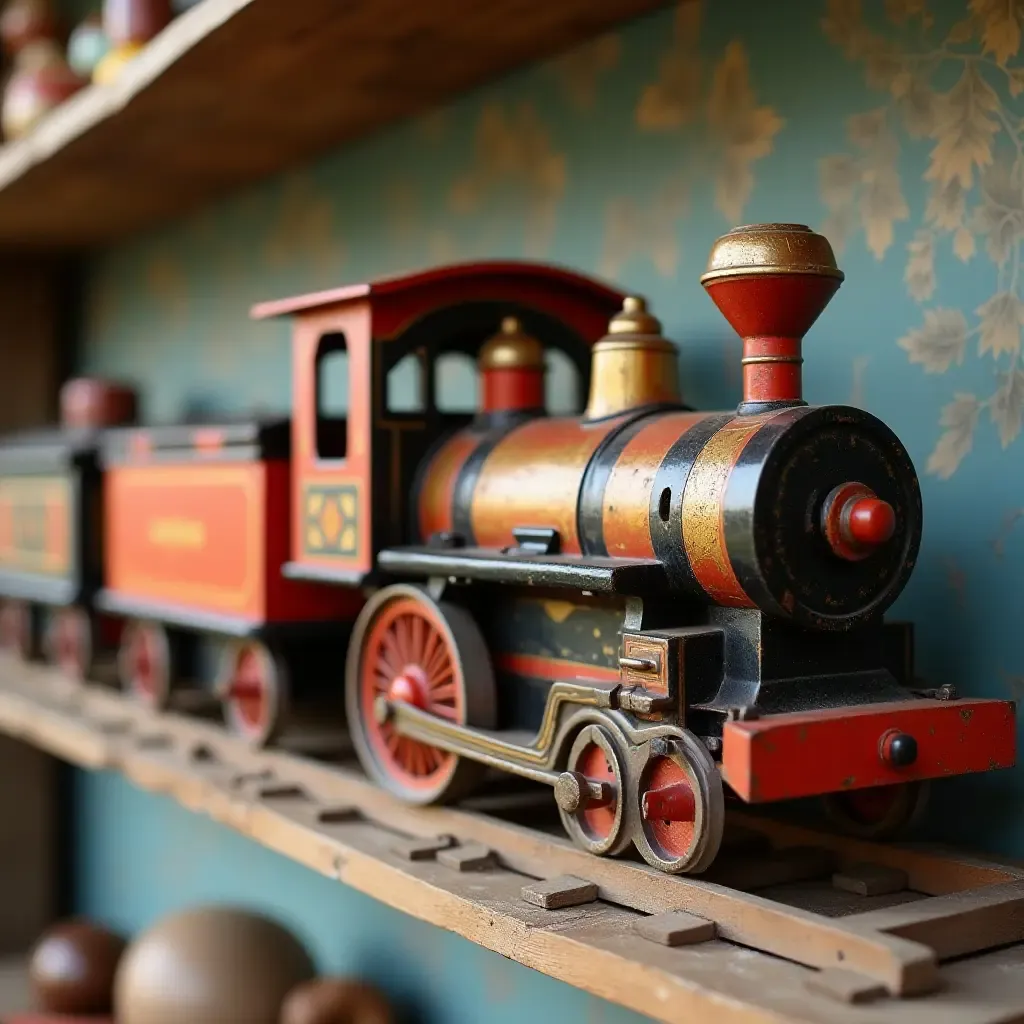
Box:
[0,224,1015,874]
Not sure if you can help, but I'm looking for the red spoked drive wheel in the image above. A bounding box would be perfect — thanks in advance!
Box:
[345,584,496,804]
[822,781,930,840]
[217,640,288,748]
[43,606,93,681]
[633,731,724,874]
[118,620,172,710]
[0,599,32,660]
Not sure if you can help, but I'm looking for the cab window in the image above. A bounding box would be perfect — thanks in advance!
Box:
[435,352,478,413]
[387,352,426,413]
[315,332,348,459]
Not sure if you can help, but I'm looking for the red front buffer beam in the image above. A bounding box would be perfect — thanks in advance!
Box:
[720,698,1017,804]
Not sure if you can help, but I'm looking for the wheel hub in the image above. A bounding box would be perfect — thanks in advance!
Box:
[387,665,430,710]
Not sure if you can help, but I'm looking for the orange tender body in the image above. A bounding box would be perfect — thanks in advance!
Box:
[105,459,355,625]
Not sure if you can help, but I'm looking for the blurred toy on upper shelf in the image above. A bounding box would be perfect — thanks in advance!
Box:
[0,0,56,55]
[0,0,200,144]
[0,0,83,141]
[93,0,170,85]
[67,11,110,80]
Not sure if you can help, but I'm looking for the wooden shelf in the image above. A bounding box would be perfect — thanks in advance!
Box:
[3,659,1024,1023]
[0,0,669,251]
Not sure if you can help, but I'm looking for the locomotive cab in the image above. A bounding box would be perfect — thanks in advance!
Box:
[251,262,626,588]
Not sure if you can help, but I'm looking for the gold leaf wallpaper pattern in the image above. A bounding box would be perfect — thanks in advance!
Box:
[636,1,703,129]
[820,0,1024,477]
[600,179,689,279]
[263,175,345,279]
[550,33,621,110]
[597,1,782,275]
[449,104,567,258]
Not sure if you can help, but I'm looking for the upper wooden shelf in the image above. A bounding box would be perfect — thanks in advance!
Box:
[0,0,669,251]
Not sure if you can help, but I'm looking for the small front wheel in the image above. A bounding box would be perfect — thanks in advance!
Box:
[821,781,930,841]
[557,724,632,858]
[632,731,725,875]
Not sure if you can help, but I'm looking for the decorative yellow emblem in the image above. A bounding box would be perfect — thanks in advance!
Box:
[304,482,359,557]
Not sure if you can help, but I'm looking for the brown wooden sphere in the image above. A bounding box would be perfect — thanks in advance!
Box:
[114,906,315,1024]
[28,918,126,1014]
[281,978,395,1024]
[60,377,138,429]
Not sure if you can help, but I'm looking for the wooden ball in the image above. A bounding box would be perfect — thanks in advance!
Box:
[281,978,395,1024]
[28,918,126,1015]
[114,906,315,1024]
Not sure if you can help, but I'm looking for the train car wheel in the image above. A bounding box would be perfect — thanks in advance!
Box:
[118,620,173,710]
[218,640,288,748]
[0,599,33,660]
[632,731,725,875]
[821,781,930,840]
[43,606,94,682]
[345,584,496,805]
[557,724,632,857]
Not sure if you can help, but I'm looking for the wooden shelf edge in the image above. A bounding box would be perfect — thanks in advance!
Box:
[2,659,1024,1024]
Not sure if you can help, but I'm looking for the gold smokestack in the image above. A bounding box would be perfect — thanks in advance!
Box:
[584,296,681,420]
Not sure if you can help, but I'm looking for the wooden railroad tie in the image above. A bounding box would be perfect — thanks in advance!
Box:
[833,862,909,897]
[437,842,497,872]
[391,834,456,862]
[635,911,717,947]
[521,875,599,910]
[805,968,889,1005]
[316,806,361,825]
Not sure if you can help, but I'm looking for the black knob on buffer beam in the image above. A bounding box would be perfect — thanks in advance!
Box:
[882,732,918,767]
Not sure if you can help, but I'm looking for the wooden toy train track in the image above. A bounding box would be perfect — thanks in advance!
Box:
[2,654,1024,1024]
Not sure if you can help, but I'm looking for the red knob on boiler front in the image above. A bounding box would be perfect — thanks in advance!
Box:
[822,482,896,562]
[847,496,896,548]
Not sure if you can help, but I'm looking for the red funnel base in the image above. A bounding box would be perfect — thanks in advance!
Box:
[704,274,842,408]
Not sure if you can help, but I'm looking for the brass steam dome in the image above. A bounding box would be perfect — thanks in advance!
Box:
[584,296,681,420]
[479,317,546,371]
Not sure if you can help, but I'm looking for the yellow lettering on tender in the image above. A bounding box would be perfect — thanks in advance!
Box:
[148,518,207,549]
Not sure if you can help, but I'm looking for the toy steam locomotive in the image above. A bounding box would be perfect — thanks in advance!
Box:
[0,224,1015,874]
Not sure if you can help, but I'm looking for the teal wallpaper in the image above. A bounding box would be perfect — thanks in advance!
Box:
[74,0,1024,1020]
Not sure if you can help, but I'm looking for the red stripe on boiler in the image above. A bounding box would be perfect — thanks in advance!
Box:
[497,652,620,684]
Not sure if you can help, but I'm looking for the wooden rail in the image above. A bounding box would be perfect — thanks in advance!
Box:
[2,656,1024,1024]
